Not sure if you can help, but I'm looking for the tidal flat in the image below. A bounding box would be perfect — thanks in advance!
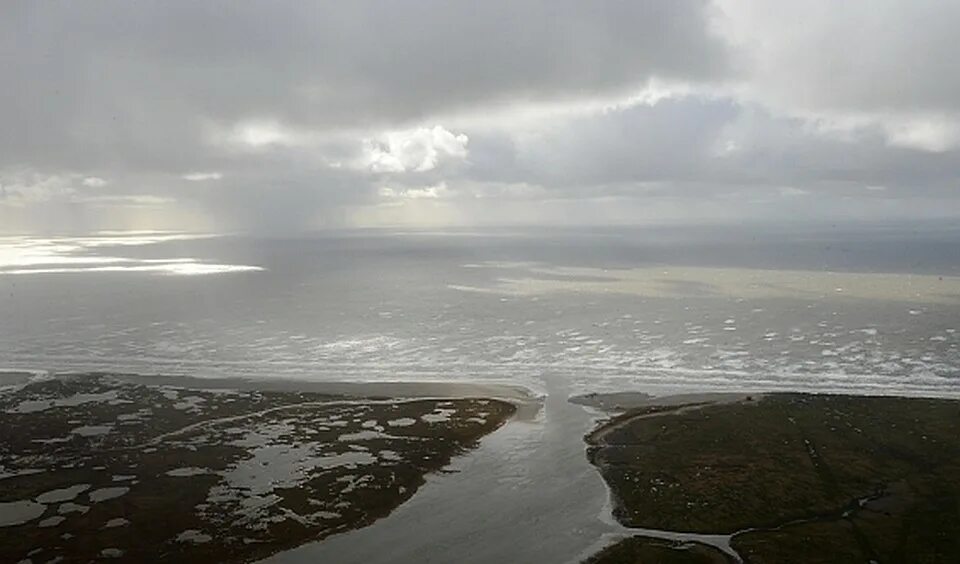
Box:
[583,393,960,563]
[0,373,515,563]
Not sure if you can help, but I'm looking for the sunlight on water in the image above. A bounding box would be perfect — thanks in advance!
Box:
[0,233,262,276]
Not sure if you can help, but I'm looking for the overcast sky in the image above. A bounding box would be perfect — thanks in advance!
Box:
[2,1,958,234]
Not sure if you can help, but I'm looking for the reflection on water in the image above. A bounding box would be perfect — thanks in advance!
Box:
[0,232,262,276]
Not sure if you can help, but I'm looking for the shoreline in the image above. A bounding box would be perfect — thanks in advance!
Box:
[0,370,543,418]
[1,369,533,396]
[9,369,960,409]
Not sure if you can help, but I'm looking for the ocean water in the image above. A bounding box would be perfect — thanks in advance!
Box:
[1,224,959,398]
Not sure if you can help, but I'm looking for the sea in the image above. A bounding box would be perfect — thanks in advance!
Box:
[2,222,958,398]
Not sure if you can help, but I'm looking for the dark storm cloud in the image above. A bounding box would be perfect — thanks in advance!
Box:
[478,98,960,193]
[0,0,726,172]
[471,98,740,186]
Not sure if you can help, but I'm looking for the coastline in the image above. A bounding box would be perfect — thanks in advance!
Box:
[2,370,537,402]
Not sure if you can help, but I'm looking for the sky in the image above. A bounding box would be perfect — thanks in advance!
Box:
[1,0,958,234]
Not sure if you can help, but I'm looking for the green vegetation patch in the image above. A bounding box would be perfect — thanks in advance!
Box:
[585,393,960,563]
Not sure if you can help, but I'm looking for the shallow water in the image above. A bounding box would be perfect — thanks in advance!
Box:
[0,500,46,528]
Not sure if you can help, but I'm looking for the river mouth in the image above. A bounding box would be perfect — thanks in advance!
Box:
[264,375,621,564]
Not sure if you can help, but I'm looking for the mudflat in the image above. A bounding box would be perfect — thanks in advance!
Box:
[0,373,515,563]
[583,393,960,563]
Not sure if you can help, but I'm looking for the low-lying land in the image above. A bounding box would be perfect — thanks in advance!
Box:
[582,392,960,563]
[0,373,515,563]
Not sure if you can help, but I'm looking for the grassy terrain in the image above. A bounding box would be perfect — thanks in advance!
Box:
[585,393,960,563]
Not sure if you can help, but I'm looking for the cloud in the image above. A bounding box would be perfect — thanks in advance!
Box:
[777,186,809,198]
[0,1,725,171]
[0,173,77,205]
[361,127,469,173]
[182,172,223,182]
[714,0,960,113]
[379,182,451,200]
[224,122,303,149]
[713,0,960,155]
[883,118,960,153]
[82,176,108,187]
